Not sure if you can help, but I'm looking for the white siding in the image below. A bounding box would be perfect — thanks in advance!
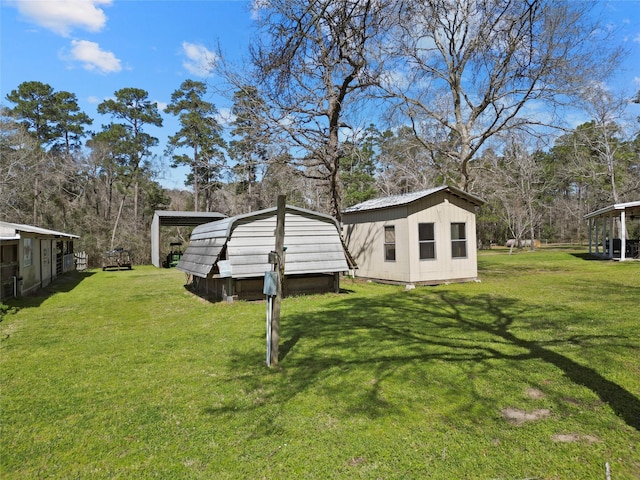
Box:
[177,219,232,277]
[342,206,410,282]
[406,198,478,283]
[343,189,481,284]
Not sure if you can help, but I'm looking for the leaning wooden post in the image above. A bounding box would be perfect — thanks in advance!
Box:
[270,195,286,367]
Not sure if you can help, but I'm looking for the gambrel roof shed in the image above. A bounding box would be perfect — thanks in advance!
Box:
[177,205,353,280]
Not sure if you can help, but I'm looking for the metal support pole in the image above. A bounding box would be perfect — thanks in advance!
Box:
[266,296,272,366]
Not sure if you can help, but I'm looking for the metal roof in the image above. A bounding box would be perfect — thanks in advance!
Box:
[152,210,227,227]
[177,205,351,278]
[583,201,640,219]
[150,211,228,267]
[343,185,485,214]
[0,221,79,240]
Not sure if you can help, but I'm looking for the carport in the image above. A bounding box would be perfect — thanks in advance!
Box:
[151,211,226,267]
[584,201,640,261]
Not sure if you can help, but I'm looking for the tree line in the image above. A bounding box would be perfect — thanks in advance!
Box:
[2,0,639,266]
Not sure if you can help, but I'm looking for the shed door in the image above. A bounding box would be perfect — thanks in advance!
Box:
[41,240,52,288]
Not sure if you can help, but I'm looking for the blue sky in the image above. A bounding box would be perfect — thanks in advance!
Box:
[1,0,255,188]
[1,0,640,190]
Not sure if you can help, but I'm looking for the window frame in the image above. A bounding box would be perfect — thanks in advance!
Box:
[418,222,436,260]
[384,225,396,262]
[451,222,468,259]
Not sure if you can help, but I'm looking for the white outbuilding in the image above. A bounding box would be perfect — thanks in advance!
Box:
[342,186,484,285]
[0,221,79,299]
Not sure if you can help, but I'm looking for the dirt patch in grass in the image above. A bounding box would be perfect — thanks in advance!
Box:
[526,387,545,399]
[501,407,551,425]
[552,433,600,443]
[347,456,367,467]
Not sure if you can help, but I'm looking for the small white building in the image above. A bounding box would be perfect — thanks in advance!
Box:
[0,222,79,299]
[342,186,484,285]
[177,205,354,301]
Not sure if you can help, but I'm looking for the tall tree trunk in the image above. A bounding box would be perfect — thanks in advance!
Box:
[110,193,127,250]
[106,176,113,221]
[134,181,139,232]
[33,177,39,224]
[193,145,199,212]
[530,224,536,251]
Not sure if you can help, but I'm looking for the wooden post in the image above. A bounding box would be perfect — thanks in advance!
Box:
[620,210,627,261]
[270,195,286,367]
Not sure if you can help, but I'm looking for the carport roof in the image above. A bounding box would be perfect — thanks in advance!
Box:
[583,201,640,219]
[152,211,227,227]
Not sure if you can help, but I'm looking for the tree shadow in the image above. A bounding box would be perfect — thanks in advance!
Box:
[205,288,640,433]
[435,292,640,431]
[279,331,301,360]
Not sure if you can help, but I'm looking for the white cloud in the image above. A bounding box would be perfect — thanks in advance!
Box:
[69,39,121,74]
[634,33,640,43]
[12,0,112,37]
[155,100,168,111]
[181,42,217,77]
[87,95,101,104]
[215,107,235,126]
[250,0,269,20]
[633,77,640,87]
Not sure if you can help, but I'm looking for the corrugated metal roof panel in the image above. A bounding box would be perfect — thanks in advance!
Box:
[343,185,484,213]
[176,206,351,279]
[152,211,226,227]
[176,236,226,277]
[344,187,444,212]
[583,200,640,219]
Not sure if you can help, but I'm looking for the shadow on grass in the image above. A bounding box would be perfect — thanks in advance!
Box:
[435,292,640,432]
[571,252,607,261]
[3,270,95,310]
[210,289,640,433]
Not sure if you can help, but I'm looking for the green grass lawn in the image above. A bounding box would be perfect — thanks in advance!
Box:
[1,248,639,479]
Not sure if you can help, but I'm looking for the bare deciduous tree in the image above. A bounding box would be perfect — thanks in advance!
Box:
[244,0,394,221]
[0,111,40,222]
[477,135,548,251]
[575,83,638,204]
[384,0,623,192]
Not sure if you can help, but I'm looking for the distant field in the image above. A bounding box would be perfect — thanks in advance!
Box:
[1,247,639,479]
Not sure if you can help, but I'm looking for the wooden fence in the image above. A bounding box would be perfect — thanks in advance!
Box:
[74,252,88,271]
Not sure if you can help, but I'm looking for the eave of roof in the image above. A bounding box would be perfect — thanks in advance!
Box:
[0,221,79,239]
[152,210,227,227]
[584,201,640,219]
[342,185,485,214]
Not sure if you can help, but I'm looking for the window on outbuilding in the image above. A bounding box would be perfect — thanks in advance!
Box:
[419,223,436,260]
[451,222,467,258]
[384,225,396,261]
